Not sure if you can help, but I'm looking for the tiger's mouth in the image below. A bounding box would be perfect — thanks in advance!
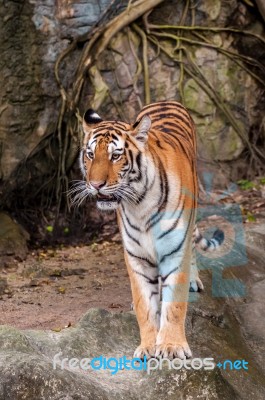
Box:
[96,193,120,210]
[97,193,116,202]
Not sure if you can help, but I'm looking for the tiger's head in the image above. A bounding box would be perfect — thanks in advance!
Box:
[73,109,152,211]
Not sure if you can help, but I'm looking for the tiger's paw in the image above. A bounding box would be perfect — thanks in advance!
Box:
[155,341,192,360]
[189,277,204,292]
[133,343,156,360]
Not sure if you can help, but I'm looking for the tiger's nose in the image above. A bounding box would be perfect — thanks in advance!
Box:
[90,181,106,190]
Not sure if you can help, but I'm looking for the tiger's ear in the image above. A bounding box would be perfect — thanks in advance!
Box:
[131,115,151,145]
[82,109,103,132]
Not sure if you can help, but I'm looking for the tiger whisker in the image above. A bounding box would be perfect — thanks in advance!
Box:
[68,182,93,206]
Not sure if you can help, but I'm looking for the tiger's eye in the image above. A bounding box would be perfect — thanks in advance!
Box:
[86,150,93,159]
[112,153,120,161]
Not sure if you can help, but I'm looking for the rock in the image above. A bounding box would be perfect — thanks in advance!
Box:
[0,222,265,398]
[239,279,265,341]
[0,278,8,296]
[0,212,29,266]
[0,0,115,194]
[198,0,221,21]
[183,45,248,162]
[0,309,239,400]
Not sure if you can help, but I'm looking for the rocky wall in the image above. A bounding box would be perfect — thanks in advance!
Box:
[0,0,264,205]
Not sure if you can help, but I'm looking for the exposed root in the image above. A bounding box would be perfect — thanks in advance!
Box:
[52,0,265,214]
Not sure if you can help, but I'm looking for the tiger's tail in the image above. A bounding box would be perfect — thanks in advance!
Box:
[194,226,224,252]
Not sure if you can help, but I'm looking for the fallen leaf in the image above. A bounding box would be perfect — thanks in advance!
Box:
[51,327,62,332]
[246,212,256,223]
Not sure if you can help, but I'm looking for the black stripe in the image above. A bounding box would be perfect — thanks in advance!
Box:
[111,133,119,141]
[113,128,124,136]
[133,270,159,285]
[156,129,193,162]
[152,113,191,131]
[158,201,184,240]
[121,204,140,231]
[129,152,142,183]
[146,211,164,232]
[136,184,148,203]
[157,126,186,139]
[159,207,195,264]
[160,238,185,264]
[135,153,141,170]
[146,160,169,231]
[159,121,189,138]
[127,249,157,268]
[174,136,193,162]
[156,139,163,148]
[120,214,140,246]
[149,105,191,119]
[160,128,183,141]
[161,267,179,282]
[121,162,130,172]
[146,197,164,231]
[160,101,188,110]
[140,103,191,124]
[163,136,177,149]
[114,122,128,129]
[128,149,134,171]
[91,132,103,139]
[139,102,189,117]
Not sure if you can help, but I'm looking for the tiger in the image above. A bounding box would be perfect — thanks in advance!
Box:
[72,101,224,360]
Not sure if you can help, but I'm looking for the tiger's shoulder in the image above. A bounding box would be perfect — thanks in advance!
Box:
[135,101,196,161]
[135,101,194,132]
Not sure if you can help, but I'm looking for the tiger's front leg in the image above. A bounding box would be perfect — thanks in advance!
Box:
[155,242,192,359]
[124,251,160,359]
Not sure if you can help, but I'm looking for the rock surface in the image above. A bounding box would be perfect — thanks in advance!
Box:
[0,213,29,267]
[0,309,242,400]
[0,220,265,399]
[0,0,115,191]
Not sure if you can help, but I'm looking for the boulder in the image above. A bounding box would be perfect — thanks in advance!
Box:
[0,309,240,400]
[0,213,29,266]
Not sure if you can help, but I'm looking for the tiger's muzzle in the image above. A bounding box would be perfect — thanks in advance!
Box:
[96,192,120,211]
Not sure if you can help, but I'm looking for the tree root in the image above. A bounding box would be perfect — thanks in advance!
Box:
[53,0,265,213]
